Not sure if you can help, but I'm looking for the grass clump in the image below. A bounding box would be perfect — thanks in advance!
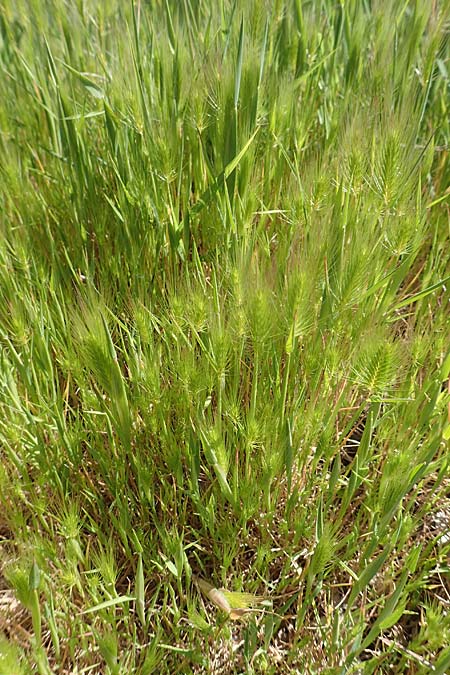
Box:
[0,0,449,673]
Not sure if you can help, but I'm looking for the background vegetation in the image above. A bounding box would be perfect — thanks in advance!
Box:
[0,0,449,672]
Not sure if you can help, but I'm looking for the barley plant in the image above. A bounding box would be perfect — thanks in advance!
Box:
[0,0,449,673]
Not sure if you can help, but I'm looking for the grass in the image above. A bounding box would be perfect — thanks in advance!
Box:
[0,0,449,672]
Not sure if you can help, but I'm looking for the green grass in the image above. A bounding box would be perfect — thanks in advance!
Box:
[0,0,449,673]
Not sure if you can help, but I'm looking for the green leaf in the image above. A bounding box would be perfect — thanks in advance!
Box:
[347,548,391,607]
[441,352,450,379]
[392,275,450,311]
[61,61,105,98]
[28,561,40,592]
[434,646,450,675]
[81,596,135,615]
[234,18,244,109]
[135,554,145,626]
[378,602,406,630]
[165,560,179,577]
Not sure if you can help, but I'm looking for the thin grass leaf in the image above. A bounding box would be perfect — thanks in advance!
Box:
[392,274,450,311]
[234,17,244,109]
[135,554,146,626]
[80,596,135,615]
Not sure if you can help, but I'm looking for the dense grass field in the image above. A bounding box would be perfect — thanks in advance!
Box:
[0,0,449,673]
